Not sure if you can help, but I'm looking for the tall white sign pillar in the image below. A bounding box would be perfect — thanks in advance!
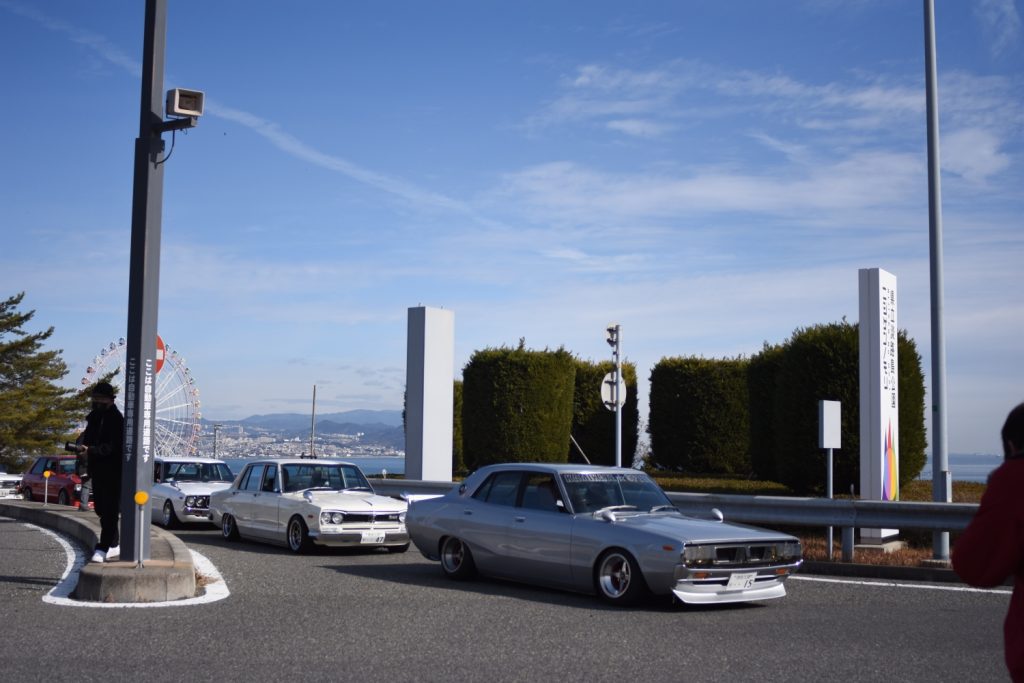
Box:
[858,268,899,543]
[406,306,454,482]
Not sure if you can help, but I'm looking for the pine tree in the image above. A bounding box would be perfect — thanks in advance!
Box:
[0,292,85,471]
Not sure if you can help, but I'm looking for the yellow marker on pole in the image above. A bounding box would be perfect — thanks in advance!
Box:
[43,470,52,505]
[134,490,150,567]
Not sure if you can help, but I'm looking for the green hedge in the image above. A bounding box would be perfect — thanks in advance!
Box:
[772,322,861,495]
[462,345,576,469]
[770,322,927,496]
[569,359,638,466]
[747,342,784,481]
[452,380,465,475]
[648,356,751,474]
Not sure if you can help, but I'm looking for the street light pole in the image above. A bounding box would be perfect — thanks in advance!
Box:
[924,0,951,561]
[213,423,223,459]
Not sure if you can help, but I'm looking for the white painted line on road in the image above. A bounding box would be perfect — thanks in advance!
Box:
[792,574,1011,595]
[24,522,231,608]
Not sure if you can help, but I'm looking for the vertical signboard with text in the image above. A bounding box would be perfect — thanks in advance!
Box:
[858,268,899,543]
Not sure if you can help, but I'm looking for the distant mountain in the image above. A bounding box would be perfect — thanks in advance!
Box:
[316,420,405,450]
[208,410,403,432]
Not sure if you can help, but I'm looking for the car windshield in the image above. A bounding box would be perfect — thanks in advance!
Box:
[58,460,76,475]
[280,463,373,493]
[167,462,234,482]
[560,472,673,514]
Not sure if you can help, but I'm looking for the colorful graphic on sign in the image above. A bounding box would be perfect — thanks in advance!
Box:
[883,419,898,501]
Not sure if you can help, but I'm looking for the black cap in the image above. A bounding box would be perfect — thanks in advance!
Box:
[91,381,115,398]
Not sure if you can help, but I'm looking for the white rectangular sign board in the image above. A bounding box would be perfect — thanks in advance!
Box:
[819,400,841,450]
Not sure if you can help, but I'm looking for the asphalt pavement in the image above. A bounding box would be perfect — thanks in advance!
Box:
[0,516,1009,682]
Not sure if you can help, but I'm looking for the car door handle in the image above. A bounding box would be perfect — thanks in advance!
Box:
[463,509,472,515]
[514,516,526,523]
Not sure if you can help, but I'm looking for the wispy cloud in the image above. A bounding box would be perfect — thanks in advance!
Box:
[973,0,1022,58]
[1,1,500,231]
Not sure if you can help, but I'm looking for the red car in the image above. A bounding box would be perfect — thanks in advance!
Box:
[19,455,92,508]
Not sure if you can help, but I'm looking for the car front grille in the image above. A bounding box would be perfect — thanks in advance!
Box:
[342,512,402,524]
[713,544,784,566]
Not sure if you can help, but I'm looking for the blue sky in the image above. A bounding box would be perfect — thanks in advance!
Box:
[1,0,1021,458]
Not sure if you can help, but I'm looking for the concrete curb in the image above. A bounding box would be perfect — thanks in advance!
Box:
[0,499,196,603]
[801,560,963,584]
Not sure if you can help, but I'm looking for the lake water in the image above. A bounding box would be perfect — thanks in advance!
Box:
[224,456,405,477]
[918,453,1003,483]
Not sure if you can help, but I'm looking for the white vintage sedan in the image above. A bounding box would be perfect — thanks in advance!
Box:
[150,457,235,527]
[209,458,409,554]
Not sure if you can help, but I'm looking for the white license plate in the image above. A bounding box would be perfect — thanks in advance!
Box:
[726,572,757,590]
[360,531,386,544]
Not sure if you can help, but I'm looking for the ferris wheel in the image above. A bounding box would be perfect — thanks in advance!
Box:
[80,335,203,457]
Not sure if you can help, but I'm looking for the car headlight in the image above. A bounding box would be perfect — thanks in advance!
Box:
[776,541,802,562]
[75,484,82,492]
[320,512,345,525]
[682,544,716,567]
[185,496,196,507]
[398,511,406,523]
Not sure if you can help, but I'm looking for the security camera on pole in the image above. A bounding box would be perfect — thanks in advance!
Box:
[602,323,626,468]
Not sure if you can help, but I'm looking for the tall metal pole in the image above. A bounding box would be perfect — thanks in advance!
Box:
[121,0,167,563]
[613,326,622,468]
[310,385,317,458]
[924,0,951,560]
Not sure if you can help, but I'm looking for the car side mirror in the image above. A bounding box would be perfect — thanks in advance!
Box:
[555,499,568,513]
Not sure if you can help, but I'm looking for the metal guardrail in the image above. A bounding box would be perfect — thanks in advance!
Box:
[371,477,979,562]
[372,478,977,531]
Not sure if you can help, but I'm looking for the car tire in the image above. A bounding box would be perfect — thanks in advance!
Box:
[386,543,410,554]
[58,489,69,506]
[287,516,312,554]
[162,501,179,529]
[595,549,647,606]
[22,488,33,502]
[440,536,476,580]
[221,514,240,541]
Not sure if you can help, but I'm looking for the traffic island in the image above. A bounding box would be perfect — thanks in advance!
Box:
[0,499,196,603]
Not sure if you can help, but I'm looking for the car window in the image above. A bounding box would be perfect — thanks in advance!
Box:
[203,463,235,482]
[168,463,202,481]
[519,473,562,512]
[561,472,672,513]
[241,465,265,492]
[261,465,278,492]
[58,460,76,475]
[473,471,521,507]
[30,459,46,475]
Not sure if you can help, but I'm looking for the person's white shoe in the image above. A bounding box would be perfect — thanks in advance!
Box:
[106,545,120,560]
[90,549,106,563]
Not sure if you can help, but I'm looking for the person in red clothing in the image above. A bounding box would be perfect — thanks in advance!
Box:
[952,402,1024,682]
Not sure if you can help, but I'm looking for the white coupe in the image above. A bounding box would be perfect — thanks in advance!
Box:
[150,457,235,528]
[209,458,409,554]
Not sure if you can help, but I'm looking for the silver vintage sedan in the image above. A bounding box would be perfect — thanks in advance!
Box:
[150,457,235,528]
[407,463,802,606]
[209,458,409,554]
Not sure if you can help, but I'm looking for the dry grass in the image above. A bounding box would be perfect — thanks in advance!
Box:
[799,534,941,566]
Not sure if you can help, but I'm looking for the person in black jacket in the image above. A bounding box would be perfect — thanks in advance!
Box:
[78,381,124,563]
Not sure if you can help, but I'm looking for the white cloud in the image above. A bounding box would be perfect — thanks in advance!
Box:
[606,119,673,138]
[941,128,1011,183]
